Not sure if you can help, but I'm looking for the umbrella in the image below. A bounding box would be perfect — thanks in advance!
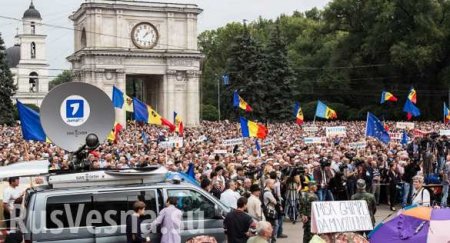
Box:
[369,206,450,243]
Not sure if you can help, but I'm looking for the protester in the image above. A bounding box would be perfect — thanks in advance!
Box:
[246,221,273,243]
[126,201,148,243]
[150,197,183,243]
[220,180,241,209]
[2,177,23,230]
[247,184,264,221]
[411,175,431,207]
[223,197,256,243]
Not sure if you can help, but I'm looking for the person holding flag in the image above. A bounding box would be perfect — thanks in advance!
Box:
[233,90,252,112]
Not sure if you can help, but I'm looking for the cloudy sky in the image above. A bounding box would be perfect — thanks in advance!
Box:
[0,0,330,76]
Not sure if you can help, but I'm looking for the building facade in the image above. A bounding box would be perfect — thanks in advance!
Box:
[67,0,203,127]
[5,1,49,106]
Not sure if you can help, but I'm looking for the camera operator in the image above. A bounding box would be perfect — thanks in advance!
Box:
[329,164,348,200]
[284,166,303,223]
[436,136,450,173]
[313,158,335,201]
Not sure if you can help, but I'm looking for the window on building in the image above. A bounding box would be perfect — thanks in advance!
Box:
[81,28,87,48]
[31,42,36,59]
[31,22,35,34]
[29,72,38,92]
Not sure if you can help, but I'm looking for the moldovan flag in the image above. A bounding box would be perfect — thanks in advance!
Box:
[315,100,337,119]
[294,102,304,125]
[233,90,252,112]
[133,98,176,132]
[408,87,417,104]
[174,112,184,136]
[444,103,450,124]
[107,122,123,143]
[112,86,133,112]
[240,117,268,139]
[16,100,46,142]
[380,91,398,104]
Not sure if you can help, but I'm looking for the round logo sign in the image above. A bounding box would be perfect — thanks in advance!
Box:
[59,95,91,127]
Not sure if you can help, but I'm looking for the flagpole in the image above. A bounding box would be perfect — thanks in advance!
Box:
[365,112,369,137]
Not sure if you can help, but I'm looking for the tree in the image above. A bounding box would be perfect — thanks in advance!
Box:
[49,70,73,90]
[224,23,266,121]
[262,24,296,121]
[0,34,17,125]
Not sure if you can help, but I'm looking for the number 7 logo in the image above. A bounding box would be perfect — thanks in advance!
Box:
[66,100,84,118]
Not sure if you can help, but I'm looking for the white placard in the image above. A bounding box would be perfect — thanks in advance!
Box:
[440,130,450,136]
[396,122,415,130]
[349,142,367,150]
[263,138,273,145]
[304,137,327,144]
[311,200,373,234]
[222,138,244,146]
[303,126,319,132]
[159,137,184,149]
[213,150,228,154]
[325,126,347,137]
[389,132,402,140]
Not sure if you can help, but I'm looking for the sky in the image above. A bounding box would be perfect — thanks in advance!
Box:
[0,0,331,77]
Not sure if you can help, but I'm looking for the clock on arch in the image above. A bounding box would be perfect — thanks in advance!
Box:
[131,22,159,49]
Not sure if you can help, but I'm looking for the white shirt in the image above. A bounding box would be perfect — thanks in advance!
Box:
[247,194,264,221]
[2,186,22,210]
[411,187,430,207]
[220,189,240,209]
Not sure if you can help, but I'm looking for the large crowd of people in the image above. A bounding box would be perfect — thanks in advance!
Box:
[1,120,450,242]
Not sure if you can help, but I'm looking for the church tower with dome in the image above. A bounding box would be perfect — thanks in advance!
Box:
[6,0,49,106]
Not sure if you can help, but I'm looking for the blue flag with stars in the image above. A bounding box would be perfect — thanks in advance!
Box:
[365,112,390,144]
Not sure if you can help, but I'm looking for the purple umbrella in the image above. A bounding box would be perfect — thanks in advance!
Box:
[369,214,429,243]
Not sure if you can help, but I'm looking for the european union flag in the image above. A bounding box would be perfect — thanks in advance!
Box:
[16,100,46,141]
[365,112,390,144]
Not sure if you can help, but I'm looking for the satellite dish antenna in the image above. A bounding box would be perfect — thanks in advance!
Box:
[40,82,114,152]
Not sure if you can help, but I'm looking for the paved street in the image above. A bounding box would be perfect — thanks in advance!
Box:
[278,205,394,242]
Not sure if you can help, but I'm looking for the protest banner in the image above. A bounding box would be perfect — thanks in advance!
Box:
[262,138,273,146]
[222,138,244,146]
[389,132,402,140]
[213,150,228,154]
[325,126,346,137]
[303,126,319,133]
[396,122,415,130]
[349,142,367,150]
[413,129,429,138]
[159,137,184,149]
[440,130,450,136]
[304,137,327,144]
[310,200,373,234]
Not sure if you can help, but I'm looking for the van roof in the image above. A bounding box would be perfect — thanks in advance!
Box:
[29,181,197,195]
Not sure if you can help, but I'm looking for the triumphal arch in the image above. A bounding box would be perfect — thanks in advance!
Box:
[67,0,203,126]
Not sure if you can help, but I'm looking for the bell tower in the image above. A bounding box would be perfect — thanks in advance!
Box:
[14,0,49,105]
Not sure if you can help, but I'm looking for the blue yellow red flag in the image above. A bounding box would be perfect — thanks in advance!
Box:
[233,90,252,112]
[315,100,337,119]
[240,117,268,139]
